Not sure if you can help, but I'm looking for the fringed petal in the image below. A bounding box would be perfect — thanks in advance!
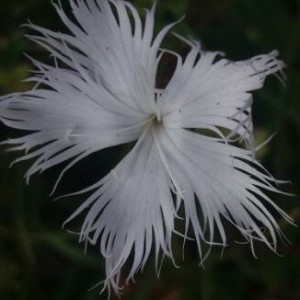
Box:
[25,0,176,115]
[63,129,177,296]
[155,127,292,257]
[160,39,285,147]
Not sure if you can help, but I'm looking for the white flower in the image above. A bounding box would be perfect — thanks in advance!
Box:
[0,0,293,296]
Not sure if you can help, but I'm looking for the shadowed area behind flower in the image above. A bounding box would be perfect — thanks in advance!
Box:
[0,0,300,299]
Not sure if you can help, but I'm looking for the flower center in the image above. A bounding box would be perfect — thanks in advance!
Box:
[150,112,163,129]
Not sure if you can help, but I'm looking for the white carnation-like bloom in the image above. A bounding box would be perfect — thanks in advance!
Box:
[0,0,293,296]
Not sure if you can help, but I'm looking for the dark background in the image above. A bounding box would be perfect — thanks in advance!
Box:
[0,0,300,299]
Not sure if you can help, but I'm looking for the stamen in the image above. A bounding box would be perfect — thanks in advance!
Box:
[156,111,162,122]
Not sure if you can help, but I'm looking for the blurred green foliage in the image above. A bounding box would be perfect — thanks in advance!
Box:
[0,0,300,299]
